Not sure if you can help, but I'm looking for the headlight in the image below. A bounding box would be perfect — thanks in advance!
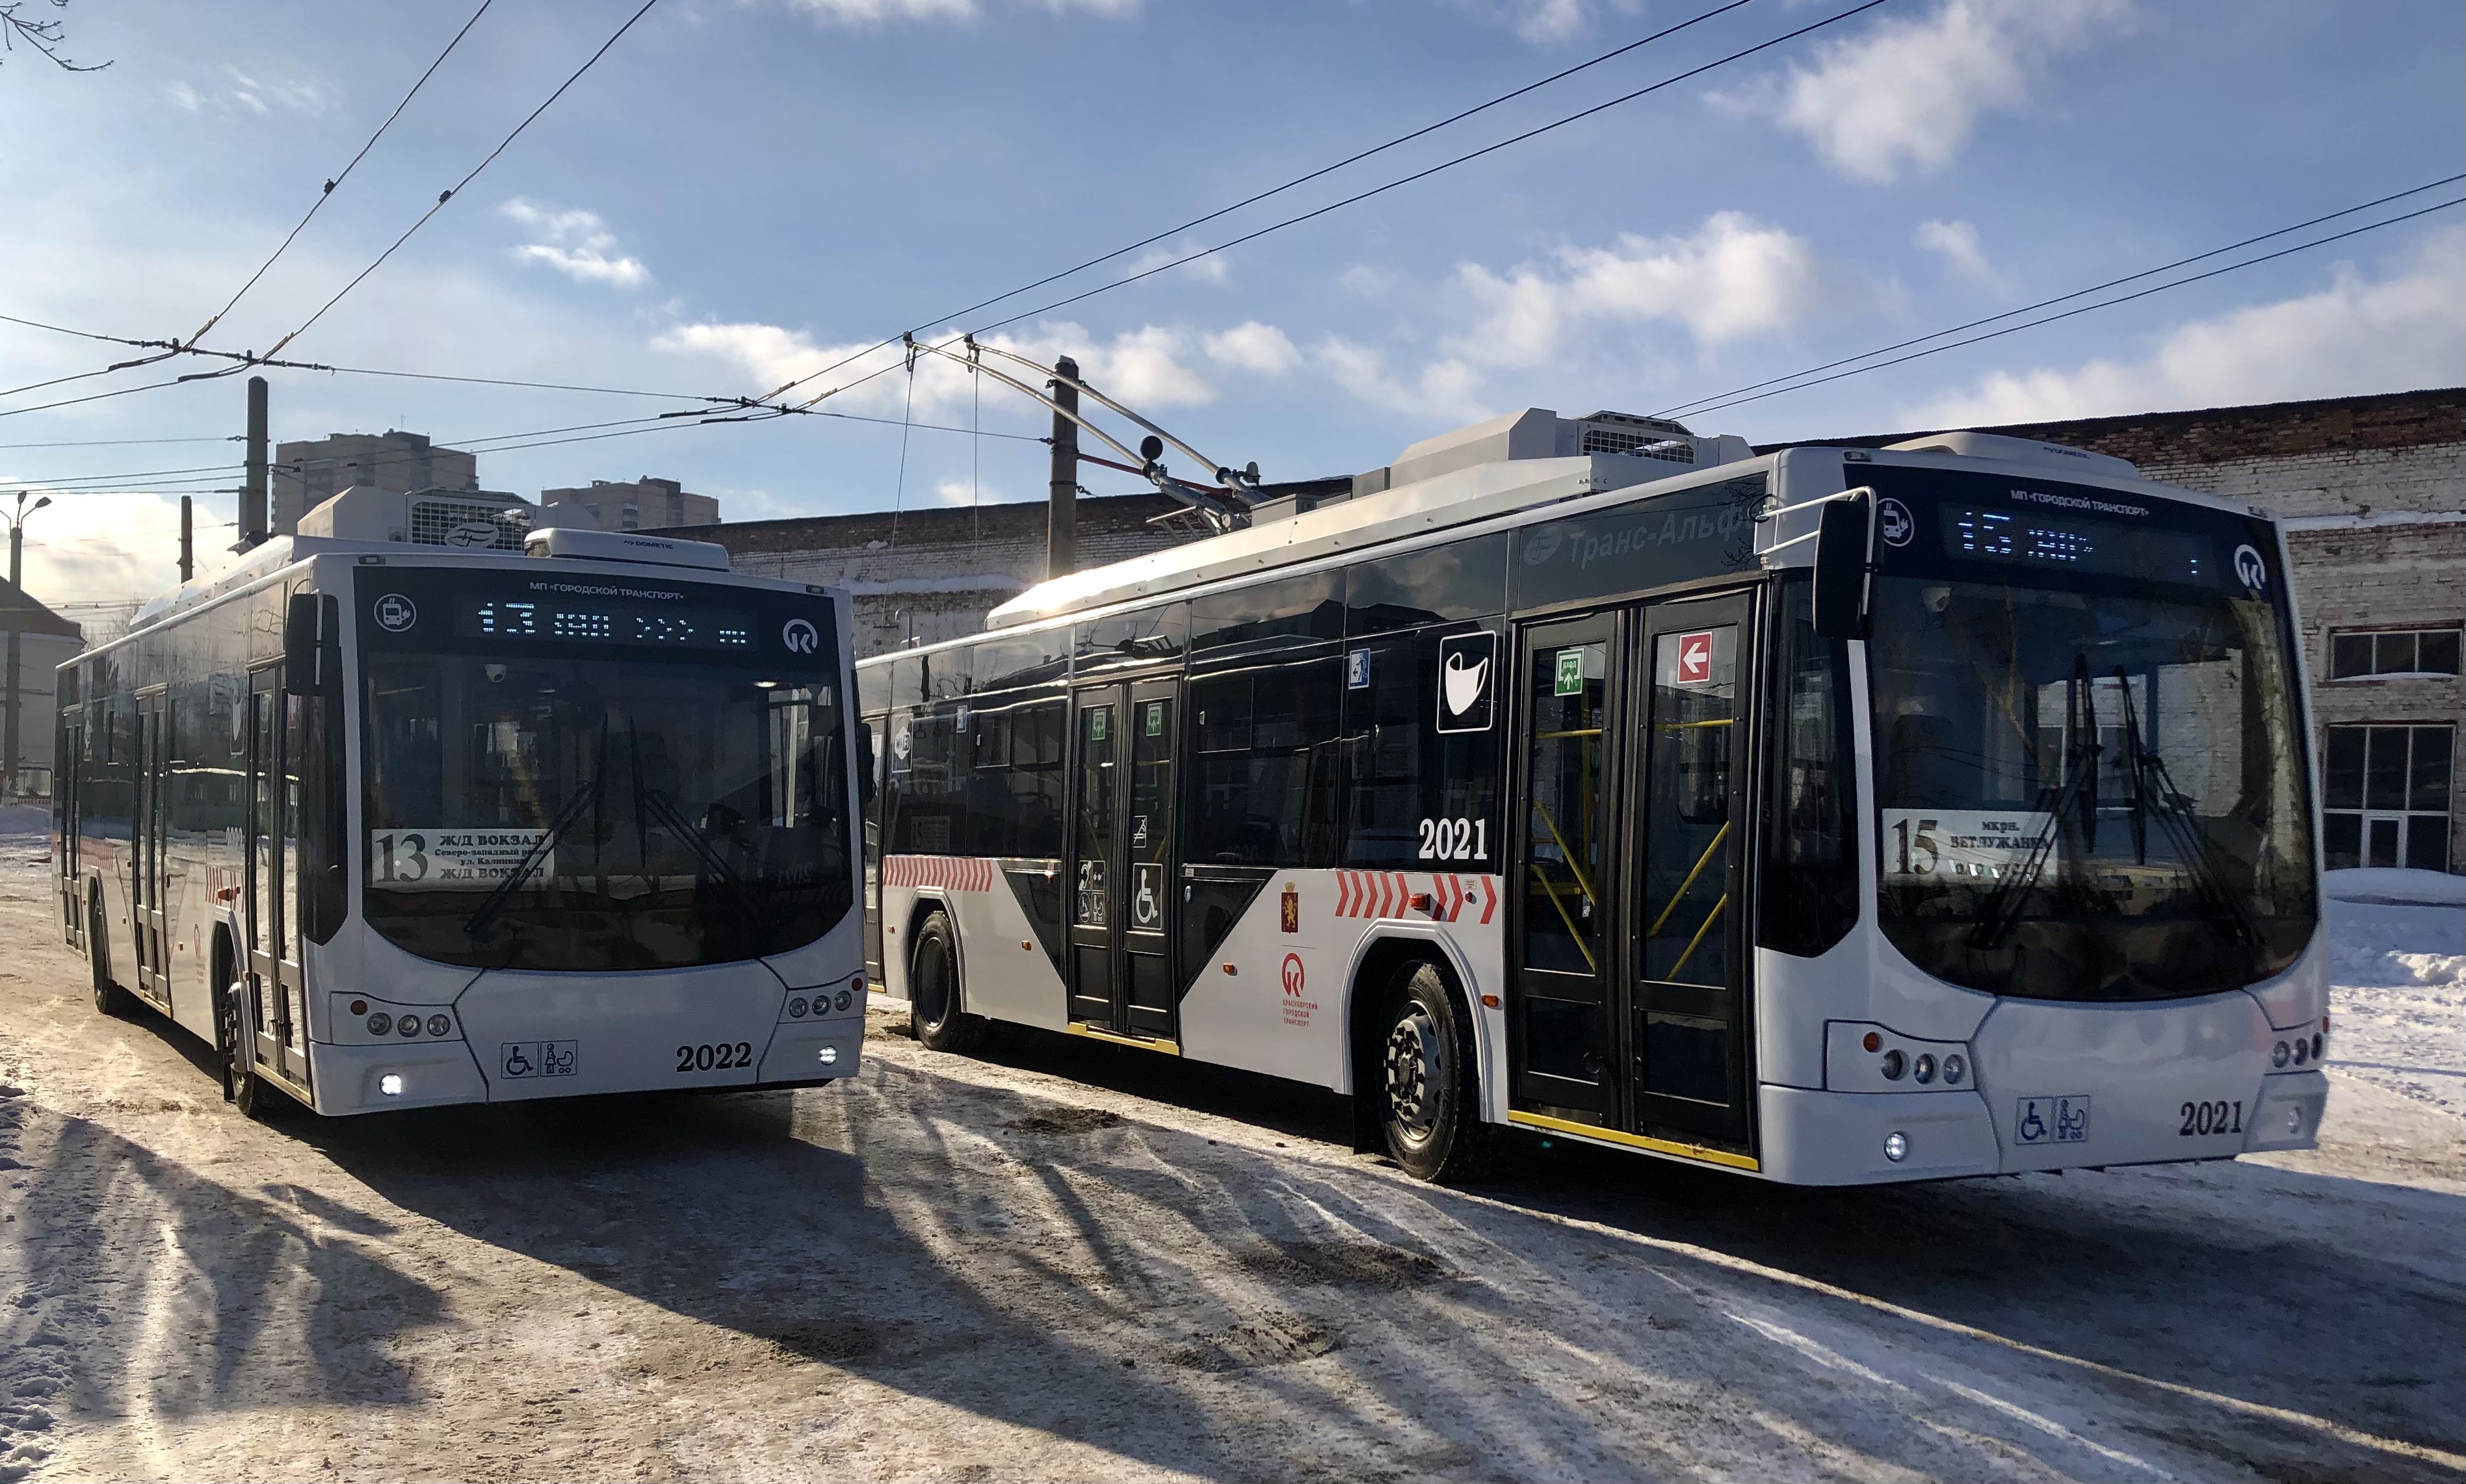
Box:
[367,1011,393,1035]
[788,996,808,1019]
[1883,1132,1908,1162]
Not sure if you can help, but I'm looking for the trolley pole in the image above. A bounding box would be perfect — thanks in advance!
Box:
[1046,355,1079,581]
[240,374,269,549]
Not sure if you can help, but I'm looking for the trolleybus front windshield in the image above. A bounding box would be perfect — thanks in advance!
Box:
[1862,467,2315,1002]
[355,568,854,971]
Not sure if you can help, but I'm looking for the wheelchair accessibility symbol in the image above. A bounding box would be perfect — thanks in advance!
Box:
[2015,1094,2090,1145]
[501,1041,578,1078]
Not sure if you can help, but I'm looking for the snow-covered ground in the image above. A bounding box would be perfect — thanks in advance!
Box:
[0,831,2458,1483]
[2323,868,2466,1121]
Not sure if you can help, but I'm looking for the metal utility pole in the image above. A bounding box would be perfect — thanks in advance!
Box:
[1046,355,1079,581]
[240,374,269,549]
[3,491,51,801]
[179,495,194,584]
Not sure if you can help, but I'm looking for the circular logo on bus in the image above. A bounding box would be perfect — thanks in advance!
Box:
[1878,497,1914,547]
[373,593,417,632]
[2232,543,2267,592]
[781,617,819,654]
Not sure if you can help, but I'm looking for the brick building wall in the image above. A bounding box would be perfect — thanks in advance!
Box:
[672,493,1205,658]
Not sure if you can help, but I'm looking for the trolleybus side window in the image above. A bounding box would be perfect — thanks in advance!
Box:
[1190,571,1343,655]
[966,692,1067,858]
[1344,534,1508,634]
[1339,621,1502,866]
[1075,603,1187,673]
[1188,655,1341,866]
[1757,574,1859,956]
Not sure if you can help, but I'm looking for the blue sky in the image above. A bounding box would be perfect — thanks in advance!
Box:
[2,0,2460,601]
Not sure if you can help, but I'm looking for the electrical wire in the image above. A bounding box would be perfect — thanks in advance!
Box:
[752,0,1762,407]
[1654,173,2466,421]
[783,0,1888,415]
[261,0,664,359]
[1664,194,2466,421]
[186,1,497,347]
[0,436,237,450]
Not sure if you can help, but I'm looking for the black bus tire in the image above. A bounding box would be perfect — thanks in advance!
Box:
[1377,961,1495,1184]
[910,909,986,1055]
[88,892,133,1018]
[216,961,271,1119]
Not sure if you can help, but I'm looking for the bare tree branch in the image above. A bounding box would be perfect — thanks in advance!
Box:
[1,1,111,72]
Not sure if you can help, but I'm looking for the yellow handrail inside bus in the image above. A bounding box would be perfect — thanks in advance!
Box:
[1666,892,1728,982]
[1526,865,1598,973]
[1646,820,1729,937]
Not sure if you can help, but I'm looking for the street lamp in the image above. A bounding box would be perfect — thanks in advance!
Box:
[3,491,55,800]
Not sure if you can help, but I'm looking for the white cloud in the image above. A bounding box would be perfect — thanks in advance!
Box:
[500,198,650,289]
[1125,241,1229,285]
[1913,218,2000,287]
[932,476,1009,506]
[652,317,1214,421]
[1451,211,1830,367]
[7,491,226,606]
[1203,321,1302,377]
[1311,336,1488,424]
[1905,233,2466,427]
[1514,0,1586,44]
[1741,0,2129,183]
[164,64,333,118]
[1338,264,1398,298]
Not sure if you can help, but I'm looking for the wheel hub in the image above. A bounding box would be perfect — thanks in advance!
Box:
[1384,1008,1443,1140]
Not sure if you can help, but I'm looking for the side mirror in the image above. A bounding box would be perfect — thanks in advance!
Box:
[1811,489,1874,641]
[283,593,341,696]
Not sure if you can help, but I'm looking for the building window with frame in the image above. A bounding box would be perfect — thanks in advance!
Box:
[2322,723,2452,872]
[2328,627,2461,681]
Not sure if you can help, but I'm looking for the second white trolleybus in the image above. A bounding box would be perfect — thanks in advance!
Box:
[58,520,867,1116]
[861,408,2329,1184]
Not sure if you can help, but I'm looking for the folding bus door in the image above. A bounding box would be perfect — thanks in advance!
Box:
[243,667,309,1090]
[1509,614,1624,1120]
[1065,679,1182,1043]
[133,690,171,1003]
[1625,593,1755,1147]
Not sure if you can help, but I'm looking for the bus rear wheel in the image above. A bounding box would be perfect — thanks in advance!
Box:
[88,894,133,1018]
[1378,962,1493,1183]
[909,909,986,1054]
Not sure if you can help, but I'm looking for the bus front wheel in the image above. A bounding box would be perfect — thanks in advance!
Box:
[88,892,133,1018]
[214,947,270,1119]
[910,910,986,1054]
[1378,962,1494,1183]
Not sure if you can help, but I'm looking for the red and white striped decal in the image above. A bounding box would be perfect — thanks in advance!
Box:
[1333,871,1497,923]
[883,855,995,892]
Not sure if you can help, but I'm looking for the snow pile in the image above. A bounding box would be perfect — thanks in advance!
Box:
[2324,879,2466,1121]
[0,803,49,838]
[2324,865,2466,907]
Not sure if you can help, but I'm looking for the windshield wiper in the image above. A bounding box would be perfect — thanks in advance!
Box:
[2109,666,2259,948]
[1969,653,2101,951]
[464,771,601,942]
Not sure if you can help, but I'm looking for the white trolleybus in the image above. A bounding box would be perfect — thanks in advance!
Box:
[859,407,2329,1185]
[56,519,867,1117]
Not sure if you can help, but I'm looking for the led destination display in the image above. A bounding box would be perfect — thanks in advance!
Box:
[1940,505,2216,586]
[453,595,755,651]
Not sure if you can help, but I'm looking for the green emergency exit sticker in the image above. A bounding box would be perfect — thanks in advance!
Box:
[1554,649,1584,696]
[1090,709,1108,742]
[1145,702,1163,736]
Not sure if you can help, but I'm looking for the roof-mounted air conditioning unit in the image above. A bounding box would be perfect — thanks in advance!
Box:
[523,525,732,571]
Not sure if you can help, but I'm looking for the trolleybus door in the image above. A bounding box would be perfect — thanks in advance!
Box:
[1065,681,1181,1041]
[243,666,309,1089]
[1628,593,1753,1146]
[1511,615,1622,1119]
[860,710,886,986]
[133,689,170,1002]
[58,708,82,948]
